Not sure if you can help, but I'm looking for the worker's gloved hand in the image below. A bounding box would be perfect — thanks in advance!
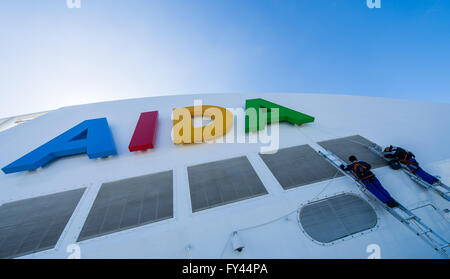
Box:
[340,164,345,170]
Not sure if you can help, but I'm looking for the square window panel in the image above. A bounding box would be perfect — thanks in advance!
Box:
[188,156,267,212]
[77,170,173,241]
[318,135,387,168]
[0,188,85,259]
[259,144,342,190]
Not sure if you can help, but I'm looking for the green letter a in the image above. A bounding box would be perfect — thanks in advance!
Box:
[245,98,315,132]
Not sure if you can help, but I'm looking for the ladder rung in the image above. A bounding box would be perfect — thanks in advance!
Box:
[438,243,450,249]
[404,216,417,221]
[417,230,432,236]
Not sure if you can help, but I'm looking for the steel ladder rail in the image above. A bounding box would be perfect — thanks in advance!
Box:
[318,149,450,257]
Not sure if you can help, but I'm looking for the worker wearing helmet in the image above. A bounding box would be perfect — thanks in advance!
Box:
[383,145,438,185]
[341,155,399,208]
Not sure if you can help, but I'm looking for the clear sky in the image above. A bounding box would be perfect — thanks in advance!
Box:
[0,0,449,118]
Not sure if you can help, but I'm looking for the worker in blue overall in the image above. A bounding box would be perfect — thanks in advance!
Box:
[383,146,439,185]
[341,155,399,208]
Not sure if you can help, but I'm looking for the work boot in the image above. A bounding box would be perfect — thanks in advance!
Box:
[386,201,399,208]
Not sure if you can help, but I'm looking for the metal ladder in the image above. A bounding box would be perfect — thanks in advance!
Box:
[318,149,450,257]
[368,145,450,202]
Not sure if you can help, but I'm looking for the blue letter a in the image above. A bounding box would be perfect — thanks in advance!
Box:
[2,118,117,174]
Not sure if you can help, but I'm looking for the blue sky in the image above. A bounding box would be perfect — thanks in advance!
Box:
[0,0,449,118]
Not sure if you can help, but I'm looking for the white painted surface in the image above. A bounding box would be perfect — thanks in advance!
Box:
[0,93,449,259]
[0,111,48,132]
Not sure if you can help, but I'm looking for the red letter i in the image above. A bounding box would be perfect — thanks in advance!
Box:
[128,111,158,152]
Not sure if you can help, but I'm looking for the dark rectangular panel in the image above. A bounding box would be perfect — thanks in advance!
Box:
[318,135,387,168]
[188,156,267,212]
[0,188,86,259]
[259,144,342,190]
[77,170,173,241]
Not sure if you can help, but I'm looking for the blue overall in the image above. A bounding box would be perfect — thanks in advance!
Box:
[406,158,438,185]
[361,177,396,203]
[344,161,396,204]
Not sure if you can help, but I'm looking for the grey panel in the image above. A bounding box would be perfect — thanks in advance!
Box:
[259,144,342,190]
[77,170,173,241]
[188,156,267,212]
[299,194,377,243]
[318,135,387,168]
[0,188,85,259]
